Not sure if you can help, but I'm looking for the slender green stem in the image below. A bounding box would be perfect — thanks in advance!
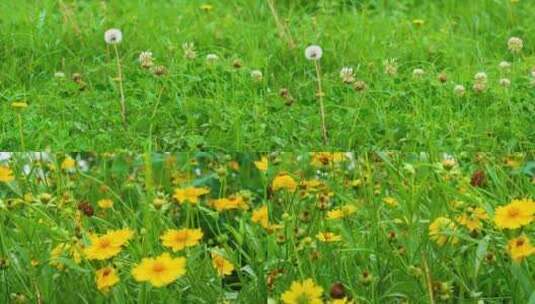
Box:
[314,60,328,145]
[113,44,127,128]
[17,113,25,150]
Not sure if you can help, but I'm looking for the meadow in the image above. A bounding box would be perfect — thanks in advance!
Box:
[0,152,534,303]
[1,0,534,150]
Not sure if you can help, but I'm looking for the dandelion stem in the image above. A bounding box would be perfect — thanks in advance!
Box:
[17,113,25,150]
[266,0,295,49]
[314,60,328,144]
[113,44,127,128]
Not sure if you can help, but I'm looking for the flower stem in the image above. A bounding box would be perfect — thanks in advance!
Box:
[17,113,25,150]
[314,60,328,144]
[113,44,127,128]
[266,0,295,49]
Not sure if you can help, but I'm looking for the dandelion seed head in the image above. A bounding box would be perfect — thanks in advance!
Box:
[104,28,122,44]
[305,45,323,61]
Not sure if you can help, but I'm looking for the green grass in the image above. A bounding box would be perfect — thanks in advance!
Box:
[1,0,534,150]
[0,152,534,303]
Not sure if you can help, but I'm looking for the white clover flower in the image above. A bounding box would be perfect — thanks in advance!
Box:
[104,28,123,44]
[250,70,263,82]
[206,53,219,64]
[182,42,197,60]
[507,37,523,54]
[383,59,398,76]
[474,72,488,83]
[499,61,511,70]
[305,45,323,61]
[412,68,425,78]
[499,78,511,87]
[339,67,355,83]
[453,84,466,97]
[473,82,487,94]
[138,51,153,69]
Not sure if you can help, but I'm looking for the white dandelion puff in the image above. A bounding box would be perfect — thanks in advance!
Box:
[305,45,323,61]
[104,28,123,44]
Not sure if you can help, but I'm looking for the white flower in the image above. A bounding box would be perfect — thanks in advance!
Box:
[339,67,355,83]
[474,72,487,83]
[206,53,219,64]
[305,45,323,61]
[498,61,511,70]
[383,59,398,76]
[412,68,425,78]
[250,70,263,82]
[104,28,123,44]
[182,42,197,60]
[499,78,511,87]
[453,84,465,97]
[138,51,153,69]
[54,71,65,78]
[507,37,523,54]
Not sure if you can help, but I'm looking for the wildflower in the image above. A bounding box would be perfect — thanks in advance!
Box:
[305,45,323,61]
[383,197,399,207]
[383,58,398,76]
[326,204,357,220]
[151,65,167,76]
[310,152,346,167]
[281,278,323,304]
[173,187,210,205]
[0,166,14,183]
[329,282,346,299]
[494,199,535,229]
[97,199,114,209]
[437,71,448,83]
[316,232,342,242]
[453,85,466,97]
[499,61,511,70]
[507,235,535,262]
[211,252,234,277]
[161,228,203,252]
[132,253,186,287]
[412,68,425,78]
[353,80,368,92]
[104,28,122,44]
[232,59,243,69]
[84,229,134,260]
[254,156,268,172]
[507,37,523,54]
[474,72,488,83]
[429,217,458,246]
[139,51,153,69]
[182,42,197,60]
[272,174,297,192]
[95,266,119,293]
[251,70,264,82]
[61,157,76,170]
[339,67,355,83]
[456,207,488,232]
[252,205,270,229]
[499,78,511,88]
[206,53,219,64]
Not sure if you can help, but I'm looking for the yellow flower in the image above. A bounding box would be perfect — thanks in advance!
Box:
[252,205,269,229]
[95,266,119,293]
[97,199,114,209]
[331,298,353,304]
[161,228,203,252]
[50,241,84,270]
[507,235,535,262]
[311,152,346,167]
[316,232,342,242]
[326,204,357,220]
[281,278,324,304]
[84,229,134,260]
[429,217,457,246]
[132,253,186,287]
[272,174,297,192]
[210,195,249,212]
[0,165,14,183]
[383,197,398,207]
[61,157,76,170]
[254,156,269,172]
[456,207,488,232]
[211,253,234,277]
[494,199,535,229]
[173,187,210,205]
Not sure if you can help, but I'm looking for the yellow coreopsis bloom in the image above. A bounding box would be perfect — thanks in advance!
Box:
[173,187,210,205]
[161,228,203,252]
[0,165,14,183]
[252,205,269,229]
[507,235,535,262]
[272,174,297,192]
[456,206,488,232]
[316,232,342,243]
[494,199,535,229]
[210,196,249,212]
[281,278,324,304]
[84,229,134,260]
[254,156,268,172]
[61,157,76,170]
[97,199,114,209]
[211,253,234,277]
[326,204,357,220]
[429,217,458,246]
[310,152,346,167]
[383,197,399,207]
[132,253,186,287]
[95,266,119,293]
